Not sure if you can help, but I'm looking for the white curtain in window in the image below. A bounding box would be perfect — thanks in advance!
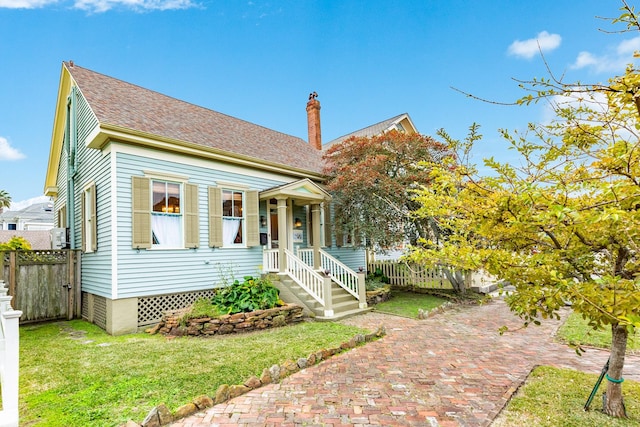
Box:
[152,214,182,247]
[223,218,241,245]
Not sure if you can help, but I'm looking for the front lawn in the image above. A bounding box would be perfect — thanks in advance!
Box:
[557,312,640,352]
[491,366,640,427]
[372,290,448,318]
[20,320,368,426]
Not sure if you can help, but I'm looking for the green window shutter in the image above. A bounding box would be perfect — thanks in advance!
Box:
[308,207,314,247]
[90,182,97,252]
[323,203,332,247]
[184,183,199,248]
[245,190,259,247]
[208,186,223,247]
[132,176,152,249]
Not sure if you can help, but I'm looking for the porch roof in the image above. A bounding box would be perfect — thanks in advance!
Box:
[259,179,332,205]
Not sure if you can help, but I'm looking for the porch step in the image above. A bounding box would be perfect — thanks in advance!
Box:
[273,276,369,320]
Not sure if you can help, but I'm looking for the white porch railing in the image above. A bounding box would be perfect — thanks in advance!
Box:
[263,249,279,273]
[284,249,326,307]
[298,248,360,299]
[0,280,23,427]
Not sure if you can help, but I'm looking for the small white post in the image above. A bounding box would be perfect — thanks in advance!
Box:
[357,272,368,309]
[0,309,22,427]
[322,276,334,317]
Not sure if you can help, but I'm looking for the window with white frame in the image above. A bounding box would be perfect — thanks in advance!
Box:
[151,180,183,248]
[82,182,97,252]
[222,189,244,246]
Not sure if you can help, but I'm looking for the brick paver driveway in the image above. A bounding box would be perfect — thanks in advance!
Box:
[171,298,640,427]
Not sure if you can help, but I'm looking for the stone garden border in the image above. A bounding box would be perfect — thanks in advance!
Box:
[122,325,386,427]
[149,303,305,337]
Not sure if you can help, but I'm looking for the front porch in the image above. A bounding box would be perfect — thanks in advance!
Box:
[263,247,368,320]
[259,179,368,320]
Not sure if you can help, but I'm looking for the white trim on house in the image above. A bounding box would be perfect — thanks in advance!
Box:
[110,153,118,299]
[88,125,324,182]
[110,142,310,185]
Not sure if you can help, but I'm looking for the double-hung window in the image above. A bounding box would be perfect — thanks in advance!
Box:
[208,186,259,248]
[222,189,244,246]
[132,175,199,250]
[151,180,182,248]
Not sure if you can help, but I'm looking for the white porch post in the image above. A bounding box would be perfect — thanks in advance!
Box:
[311,203,321,270]
[277,196,288,273]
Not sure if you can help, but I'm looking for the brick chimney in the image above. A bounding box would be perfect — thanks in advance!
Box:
[306,92,322,150]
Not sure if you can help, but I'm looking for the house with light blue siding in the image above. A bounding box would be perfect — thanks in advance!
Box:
[45,62,397,334]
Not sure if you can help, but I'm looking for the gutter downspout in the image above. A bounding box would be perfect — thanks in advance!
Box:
[66,88,78,249]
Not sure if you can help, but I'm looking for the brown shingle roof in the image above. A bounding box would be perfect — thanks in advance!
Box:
[65,63,324,174]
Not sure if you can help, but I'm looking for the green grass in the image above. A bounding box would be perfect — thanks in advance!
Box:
[20,320,368,427]
[557,312,640,352]
[372,290,448,318]
[492,366,640,427]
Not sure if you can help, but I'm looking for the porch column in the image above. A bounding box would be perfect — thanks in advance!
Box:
[311,203,321,270]
[277,196,288,273]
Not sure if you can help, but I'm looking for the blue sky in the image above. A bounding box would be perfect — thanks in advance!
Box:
[0,0,638,207]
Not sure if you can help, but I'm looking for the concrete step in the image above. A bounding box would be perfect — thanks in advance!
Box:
[273,274,368,320]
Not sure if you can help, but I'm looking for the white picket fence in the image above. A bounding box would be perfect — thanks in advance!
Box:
[0,280,22,427]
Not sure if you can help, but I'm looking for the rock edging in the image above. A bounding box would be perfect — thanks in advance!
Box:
[122,325,387,427]
[148,304,304,337]
[366,286,391,305]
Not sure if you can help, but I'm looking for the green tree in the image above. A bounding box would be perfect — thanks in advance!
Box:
[0,189,10,212]
[408,3,640,418]
[322,129,451,249]
[0,236,31,251]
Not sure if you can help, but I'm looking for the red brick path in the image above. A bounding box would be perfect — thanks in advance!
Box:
[171,299,640,427]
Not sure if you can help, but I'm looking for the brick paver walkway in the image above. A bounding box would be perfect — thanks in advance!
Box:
[171,298,640,427]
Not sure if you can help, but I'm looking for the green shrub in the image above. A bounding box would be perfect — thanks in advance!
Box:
[211,276,283,314]
[0,236,32,251]
[366,268,390,291]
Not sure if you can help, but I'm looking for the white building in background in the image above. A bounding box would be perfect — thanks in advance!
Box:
[0,202,54,231]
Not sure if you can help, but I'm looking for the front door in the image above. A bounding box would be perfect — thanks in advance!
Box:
[268,201,279,249]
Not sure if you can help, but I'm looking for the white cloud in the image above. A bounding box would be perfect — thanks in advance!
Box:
[508,31,562,59]
[0,0,196,10]
[10,195,51,211]
[0,137,25,161]
[571,36,640,73]
[0,0,58,8]
[73,0,196,12]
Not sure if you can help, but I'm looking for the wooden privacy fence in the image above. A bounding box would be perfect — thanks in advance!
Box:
[0,250,81,323]
[367,261,454,289]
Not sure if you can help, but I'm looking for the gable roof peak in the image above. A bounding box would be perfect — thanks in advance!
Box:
[63,62,325,175]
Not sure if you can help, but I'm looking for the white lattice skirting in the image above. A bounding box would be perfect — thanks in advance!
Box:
[137,290,216,327]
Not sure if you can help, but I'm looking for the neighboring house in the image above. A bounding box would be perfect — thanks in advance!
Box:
[0,203,55,249]
[325,113,418,146]
[44,62,373,335]
[0,202,54,231]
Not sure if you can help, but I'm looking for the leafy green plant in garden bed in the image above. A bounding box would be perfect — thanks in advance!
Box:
[211,275,283,314]
[366,268,390,291]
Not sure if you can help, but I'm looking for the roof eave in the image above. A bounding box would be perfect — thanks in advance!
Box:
[88,124,326,181]
[44,63,73,196]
